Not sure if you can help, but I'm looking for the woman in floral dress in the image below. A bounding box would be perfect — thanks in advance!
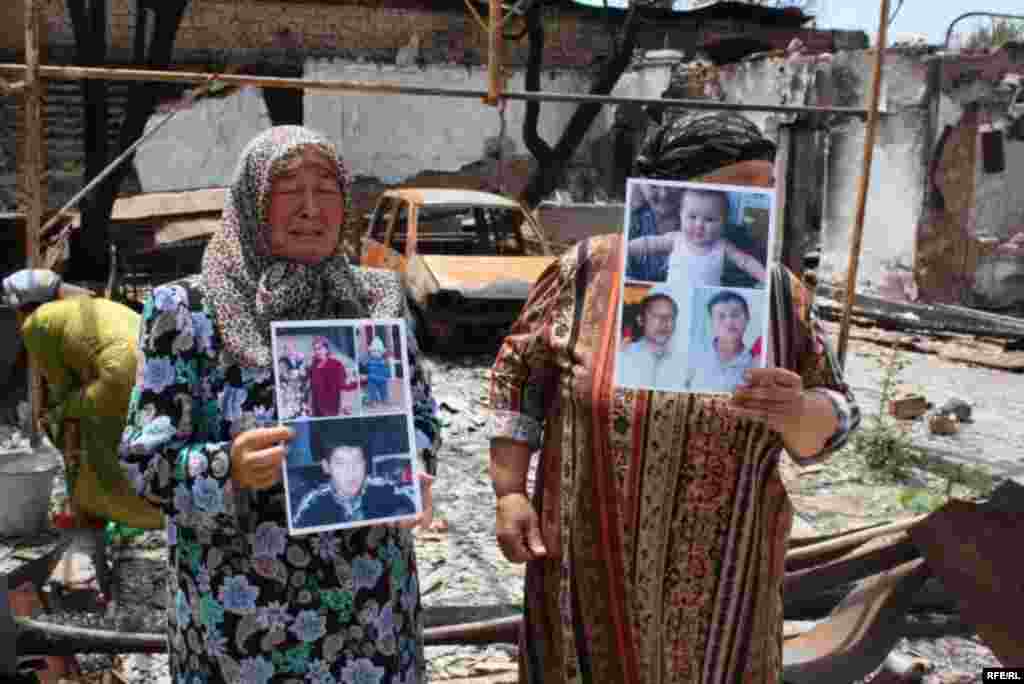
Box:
[120,126,441,684]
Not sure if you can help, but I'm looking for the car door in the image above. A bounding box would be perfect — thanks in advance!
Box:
[361,196,408,273]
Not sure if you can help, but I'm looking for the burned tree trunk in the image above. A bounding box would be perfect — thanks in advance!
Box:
[65,0,110,279]
[518,3,641,210]
[65,0,189,280]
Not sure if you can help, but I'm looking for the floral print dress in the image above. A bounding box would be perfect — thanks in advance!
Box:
[120,269,441,684]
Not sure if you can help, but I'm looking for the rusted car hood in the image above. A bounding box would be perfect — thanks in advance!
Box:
[420,255,555,300]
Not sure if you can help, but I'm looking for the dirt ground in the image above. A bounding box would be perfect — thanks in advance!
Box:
[6,328,1015,683]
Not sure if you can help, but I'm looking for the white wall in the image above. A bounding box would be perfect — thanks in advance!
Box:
[304,59,599,183]
[134,86,273,192]
[127,53,672,195]
[817,53,932,288]
[714,51,940,291]
[821,108,929,287]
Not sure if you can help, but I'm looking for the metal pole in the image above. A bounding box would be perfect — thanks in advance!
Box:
[836,0,890,369]
[38,107,179,243]
[486,0,502,105]
[0,63,872,119]
[23,0,45,448]
[943,12,1024,50]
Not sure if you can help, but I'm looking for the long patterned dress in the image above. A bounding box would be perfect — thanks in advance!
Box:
[488,235,859,684]
[120,268,440,684]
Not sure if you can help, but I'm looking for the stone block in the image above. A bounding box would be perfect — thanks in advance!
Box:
[888,394,929,420]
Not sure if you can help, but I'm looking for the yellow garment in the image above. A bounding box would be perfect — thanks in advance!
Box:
[21,298,163,530]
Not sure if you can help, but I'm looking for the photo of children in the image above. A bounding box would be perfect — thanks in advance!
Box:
[273,326,361,419]
[272,318,422,534]
[277,339,310,419]
[624,179,774,290]
[683,287,768,395]
[356,323,407,414]
[615,282,691,392]
[283,415,421,534]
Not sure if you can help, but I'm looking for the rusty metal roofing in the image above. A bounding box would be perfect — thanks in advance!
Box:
[107,188,227,222]
[68,188,226,228]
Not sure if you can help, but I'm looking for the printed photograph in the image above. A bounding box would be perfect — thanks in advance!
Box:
[615,282,692,393]
[273,326,360,420]
[282,415,421,535]
[355,323,407,414]
[623,178,775,290]
[683,286,768,395]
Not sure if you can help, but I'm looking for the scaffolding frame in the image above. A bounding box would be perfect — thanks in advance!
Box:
[12,0,891,440]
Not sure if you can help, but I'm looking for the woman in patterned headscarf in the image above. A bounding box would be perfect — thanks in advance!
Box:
[120,126,441,683]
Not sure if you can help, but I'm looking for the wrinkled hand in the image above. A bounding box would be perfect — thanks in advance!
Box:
[495,493,547,563]
[394,472,435,531]
[728,368,807,433]
[230,425,293,491]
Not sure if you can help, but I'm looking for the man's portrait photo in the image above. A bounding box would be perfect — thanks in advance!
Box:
[283,415,420,534]
[683,286,767,395]
[615,283,691,393]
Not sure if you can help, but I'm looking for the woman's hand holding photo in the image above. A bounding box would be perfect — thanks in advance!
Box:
[230,425,294,491]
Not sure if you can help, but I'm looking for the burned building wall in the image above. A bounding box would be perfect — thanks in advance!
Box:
[305,59,592,184]
[705,46,1024,309]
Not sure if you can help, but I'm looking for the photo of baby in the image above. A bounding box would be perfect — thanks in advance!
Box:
[273,327,361,420]
[683,287,768,395]
[356,323,407,414]
[283,415,420,534]
[624,179,774,290]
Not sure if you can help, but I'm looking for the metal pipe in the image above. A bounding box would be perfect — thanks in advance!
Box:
[38,107,180,243]
[0,63,871,119]
[943,12,1024,49]
[786,514,926,565]
[487,0,502,105]
[836,0,890,369]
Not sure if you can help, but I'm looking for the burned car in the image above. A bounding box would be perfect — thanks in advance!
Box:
[361,188,557,348]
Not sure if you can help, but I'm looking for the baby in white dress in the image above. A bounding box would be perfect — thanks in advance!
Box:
[627,188,766,288]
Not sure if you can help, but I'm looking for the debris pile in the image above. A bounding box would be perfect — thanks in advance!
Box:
[0,423,31,453]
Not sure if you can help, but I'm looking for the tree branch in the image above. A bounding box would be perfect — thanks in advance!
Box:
[550,3,638,157]
[519,4,642,208]
[66,0,111,279]
[522,1,552,164]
